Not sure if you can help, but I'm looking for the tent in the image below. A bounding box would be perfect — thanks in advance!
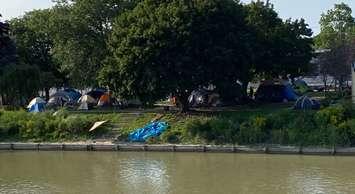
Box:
[64,88,81,102]
[78,95,96,110]
[97,93,111,107]
[27,97,46,112]
[294,96,320,110]
[27,97,46,109]
[87,88,107,100]
[188,89,222,107]
[47,95,69,108]
[255,81,298,103]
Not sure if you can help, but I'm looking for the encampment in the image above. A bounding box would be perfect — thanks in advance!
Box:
[255,81,298,103]
[27,97,46,112]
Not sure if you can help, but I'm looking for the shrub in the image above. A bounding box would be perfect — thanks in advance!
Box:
[237,116,270,145]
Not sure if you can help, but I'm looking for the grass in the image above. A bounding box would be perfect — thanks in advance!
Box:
[0,101,354,146]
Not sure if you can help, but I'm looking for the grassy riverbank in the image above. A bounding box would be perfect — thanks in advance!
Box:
[0,102,354,146]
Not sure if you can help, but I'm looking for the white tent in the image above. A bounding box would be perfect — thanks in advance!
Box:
[78,95,96,104]
[78,95,96,110]
[27,97,46,109]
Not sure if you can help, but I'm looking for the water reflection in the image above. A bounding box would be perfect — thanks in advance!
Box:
[1,152,355,194]
[118,157,170,194]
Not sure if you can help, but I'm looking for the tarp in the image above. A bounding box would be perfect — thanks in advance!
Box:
[129,122,169,142]
[27,97,46,109]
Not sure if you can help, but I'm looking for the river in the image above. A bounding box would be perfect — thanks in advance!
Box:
[1,151,355,194]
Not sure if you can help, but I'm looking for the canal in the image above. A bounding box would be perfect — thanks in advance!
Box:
[1,151,355,194]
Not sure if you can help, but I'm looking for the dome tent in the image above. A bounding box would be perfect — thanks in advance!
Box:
[47,95,69,108]
[255,80,298,103]
[294,95,320,110]
[78,95,97,110]
[97,93,111,107]
[64,88,81,102]
[27,97,46,113]
[87,88,107,100]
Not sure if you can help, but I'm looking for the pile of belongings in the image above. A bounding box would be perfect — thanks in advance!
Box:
[294,95,320,110]
[129,122,169,142]
[27,97,46,112]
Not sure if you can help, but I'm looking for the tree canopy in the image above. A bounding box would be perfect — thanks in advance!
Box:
[99,0,314,111]
[1,0,315,110]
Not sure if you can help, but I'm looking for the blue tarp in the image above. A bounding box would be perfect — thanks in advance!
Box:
[29,103,45,113]
[129,122,169,142]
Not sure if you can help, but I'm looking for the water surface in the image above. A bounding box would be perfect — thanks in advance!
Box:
[1,151,355,194]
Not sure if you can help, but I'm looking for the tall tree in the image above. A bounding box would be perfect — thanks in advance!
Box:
[50,0,138,88]
[99,0,248,111]
[0,15,41,105]
[315,3,355,90]
[315,3,354,48]
[10,10,64,100]
[245,1,313,85]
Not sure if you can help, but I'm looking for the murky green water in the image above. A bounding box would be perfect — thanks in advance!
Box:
[1,151,355,194]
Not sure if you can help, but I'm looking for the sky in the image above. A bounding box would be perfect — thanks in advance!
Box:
[0,0,354,35]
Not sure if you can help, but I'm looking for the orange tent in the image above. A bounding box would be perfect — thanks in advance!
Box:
[97,93,111,106]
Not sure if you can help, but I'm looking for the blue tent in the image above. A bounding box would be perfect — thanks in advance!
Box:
[29,103,46,113]
[283,84,298,101]
[129,122,169,142]
[64,88,81,102]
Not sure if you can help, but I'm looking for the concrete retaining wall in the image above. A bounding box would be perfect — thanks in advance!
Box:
[1,143,355,156]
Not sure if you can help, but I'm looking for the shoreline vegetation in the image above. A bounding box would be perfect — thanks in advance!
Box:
[1,101,354,148]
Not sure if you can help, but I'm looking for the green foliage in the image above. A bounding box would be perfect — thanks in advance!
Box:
[315,3,354,48]
[0,110,105,141]
[1,103,355,146]
[238,116,270,144]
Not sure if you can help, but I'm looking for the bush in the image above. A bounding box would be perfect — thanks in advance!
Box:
[237,116,270,145]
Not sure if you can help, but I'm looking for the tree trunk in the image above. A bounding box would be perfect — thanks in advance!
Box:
[45,88,50,101]
[241,80,250,103]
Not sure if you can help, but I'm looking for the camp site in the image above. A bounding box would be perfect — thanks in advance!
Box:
[0,0,355,193]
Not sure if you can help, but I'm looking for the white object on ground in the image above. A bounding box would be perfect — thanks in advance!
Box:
[89,121,108,132]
